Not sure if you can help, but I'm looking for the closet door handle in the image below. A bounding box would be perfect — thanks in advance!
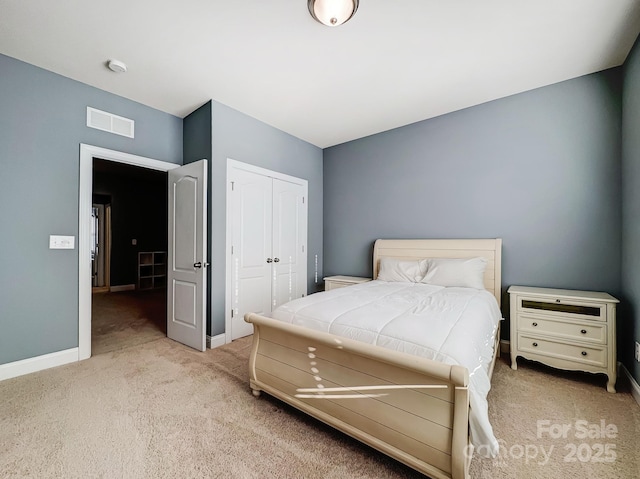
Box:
[266,258,273,263]
[274,258,280,263]
[194,262,202,268]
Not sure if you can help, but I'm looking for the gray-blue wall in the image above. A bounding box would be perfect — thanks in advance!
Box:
[2,46,635,387]
[183,100,324,337]
[209,101,323,336]
[183,101,212,165]
[183,101,214,335]
[622,36,640,385]
[324,69,623,339]
[0,54,182,365]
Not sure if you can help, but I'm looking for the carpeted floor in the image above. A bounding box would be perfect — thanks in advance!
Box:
[1,333,639,478]
[91,289,166,355]
[470,358,640,479]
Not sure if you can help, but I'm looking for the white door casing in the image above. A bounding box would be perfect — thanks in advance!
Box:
[226,159,308,342]
[79,144,179,361]
[167,160,208,351]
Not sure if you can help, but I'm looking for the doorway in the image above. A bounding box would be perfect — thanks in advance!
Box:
[78,145,180,360]
[91,158,168,355]
[91,202,111,292]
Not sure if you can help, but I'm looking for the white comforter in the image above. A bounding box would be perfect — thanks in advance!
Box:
[271,279,502,457]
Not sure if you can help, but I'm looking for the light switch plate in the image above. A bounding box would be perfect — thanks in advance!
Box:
[49,235,75,249]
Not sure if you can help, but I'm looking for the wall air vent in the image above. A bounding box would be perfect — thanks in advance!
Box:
[86,107,135,138]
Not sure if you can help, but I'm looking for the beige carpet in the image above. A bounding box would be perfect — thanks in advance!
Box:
[1,335,639,478]
[470,358,640,479]
[91,289,166,356]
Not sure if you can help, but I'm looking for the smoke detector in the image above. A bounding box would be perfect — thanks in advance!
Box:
[107,59,127,73]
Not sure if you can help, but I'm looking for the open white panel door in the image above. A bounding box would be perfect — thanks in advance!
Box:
[167,160,207,351]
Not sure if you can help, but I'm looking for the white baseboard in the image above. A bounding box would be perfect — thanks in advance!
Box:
[110,284,136,292]
[500,339,510,354]
[207,334,226,349]
[0,348,79,381]
[619,362,640,408]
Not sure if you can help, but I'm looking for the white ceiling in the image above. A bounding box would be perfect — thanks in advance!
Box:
[2,0,640,148]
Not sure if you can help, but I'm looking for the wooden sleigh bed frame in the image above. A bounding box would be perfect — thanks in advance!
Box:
[245,239,502,479]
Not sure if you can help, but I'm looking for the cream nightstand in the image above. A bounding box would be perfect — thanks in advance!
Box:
[323,275,371,291]
[508,285,618,393]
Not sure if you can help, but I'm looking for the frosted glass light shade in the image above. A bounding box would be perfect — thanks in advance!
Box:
[308,0,359,27]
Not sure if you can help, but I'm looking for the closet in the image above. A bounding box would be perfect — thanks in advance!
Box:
[228,160,308,339]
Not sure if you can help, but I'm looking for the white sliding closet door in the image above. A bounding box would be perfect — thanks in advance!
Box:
[228,161,307,340]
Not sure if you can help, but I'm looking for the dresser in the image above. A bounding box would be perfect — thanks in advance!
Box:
[323,275,371,291]
[508,285,618,392]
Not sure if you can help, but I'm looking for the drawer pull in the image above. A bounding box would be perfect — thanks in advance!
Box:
[532,322,538,327]
[533,342,538,347]
[581,329,587,334]
[581,351,587,356]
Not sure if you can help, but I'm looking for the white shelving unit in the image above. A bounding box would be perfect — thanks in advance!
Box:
[137,251,166,290]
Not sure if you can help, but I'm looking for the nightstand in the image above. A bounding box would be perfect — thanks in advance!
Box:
[323,275,371,291]
[508,285,618,392]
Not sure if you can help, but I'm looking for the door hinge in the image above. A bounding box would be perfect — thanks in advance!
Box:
[231,309,234,318]
[302,245,305,253]
[231,245,234,255]
[231,181,235,191]
[302,196,305,204]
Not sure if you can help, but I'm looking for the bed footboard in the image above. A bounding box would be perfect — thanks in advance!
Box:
[245,312,471,479]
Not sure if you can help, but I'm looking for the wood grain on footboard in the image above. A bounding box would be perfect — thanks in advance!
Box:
[245,313,471,479]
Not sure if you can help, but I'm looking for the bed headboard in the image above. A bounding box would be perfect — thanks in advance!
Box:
[372,238,503,307]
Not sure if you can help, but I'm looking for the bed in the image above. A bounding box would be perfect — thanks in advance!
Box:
[245,239,503,479]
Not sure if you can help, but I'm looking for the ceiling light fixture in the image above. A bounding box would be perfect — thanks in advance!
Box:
[107,59,127,73]
[308,0,359,27]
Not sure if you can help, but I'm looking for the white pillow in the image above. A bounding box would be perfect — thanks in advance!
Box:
[420,257,487,289]
[377,257,427,282]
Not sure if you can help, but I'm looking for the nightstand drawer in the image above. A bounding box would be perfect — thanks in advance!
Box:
[517,314,606,344]
[517,296,606,322]
[518,334,607,367]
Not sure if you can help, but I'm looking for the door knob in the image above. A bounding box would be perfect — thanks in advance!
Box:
[194,262,202,268]
[266,258,273,263]
[274,258,280,263]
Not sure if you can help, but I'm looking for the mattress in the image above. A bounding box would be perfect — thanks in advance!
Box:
[270,279,502,457]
